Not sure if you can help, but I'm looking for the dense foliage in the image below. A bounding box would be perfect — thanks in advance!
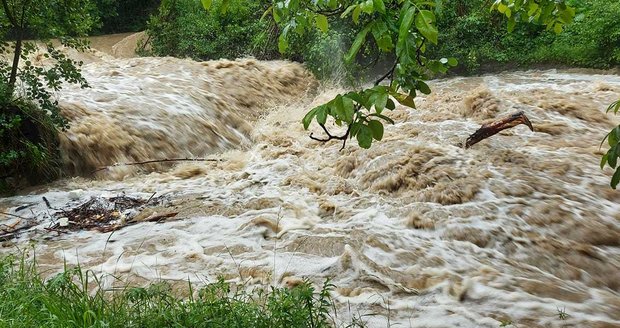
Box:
[0,255,350,328]
[601,101,620,189]
[0,0,94,192]
[145,0,277,61]
[433,0,620,72]
[90,0,160,34]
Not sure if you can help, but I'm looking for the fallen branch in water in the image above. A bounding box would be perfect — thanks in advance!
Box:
[0,221,37,241]
[464,111,534,148]
[92,158,222,174]
[0,212,29,220]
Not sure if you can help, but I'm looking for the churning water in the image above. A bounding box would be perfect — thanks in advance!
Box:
[1,34,619,327]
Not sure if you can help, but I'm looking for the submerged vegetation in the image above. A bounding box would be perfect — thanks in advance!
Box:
[0,254,352,328]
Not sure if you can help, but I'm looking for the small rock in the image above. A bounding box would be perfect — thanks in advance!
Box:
[58,217,69,227]
[68,189,83,200]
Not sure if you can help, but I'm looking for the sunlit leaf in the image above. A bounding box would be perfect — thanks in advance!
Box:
[373,0,386,14]
[415,10,438,44]
[391,92,416,108]
[201,0,212,10]
[303,106,320,129]
[345,24,372,62]
[315,14,329,33]
[397,6,416,55]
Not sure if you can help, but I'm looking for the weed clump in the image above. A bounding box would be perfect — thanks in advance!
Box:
[0,254,343,328]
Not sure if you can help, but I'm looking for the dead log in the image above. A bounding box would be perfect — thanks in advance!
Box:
[465,111,534,148]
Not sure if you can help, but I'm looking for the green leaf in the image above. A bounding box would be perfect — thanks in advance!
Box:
[356,125,374,148]
[369,113,395,124]
[447,57,458,66]
[368,120,384,141]
[527,2,539,16]
[345,24,372,62]
[418,81,431,95]
[315,14,329,33]
[553,23,563,34]
[278,26,290,53]
[352,5,362,24]
[350,122,362,138]
[303,106,320,129]
[201,0,212,10]
[261,6,273,21]
[375,92,388,113]
[612,168,620,189]
[344,91,367,108]
[332,95,355,124]
[219,0,230,14]
[360,0,374,14]
[397,6,416,55]
[601,153,609,169]
[386,98,396,110]
[507,17,516,32]
[317,105,329,125]
[609,126,620,147]
[341,4,357,19]
[391,92,416,108]
[373,0,386,14]
[607,101,620,114]
[415,10,439,44]
[608,146,618,169]
[497,3,508,13]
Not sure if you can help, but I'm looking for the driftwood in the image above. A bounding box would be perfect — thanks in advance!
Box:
[464,111,534,148]
[0,213,36,241]
[0,221,36,242]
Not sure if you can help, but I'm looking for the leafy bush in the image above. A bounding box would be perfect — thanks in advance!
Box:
[601,101,620,189]
[0,1,93,193]
[90,0,161,34]
[0,94,61,194]
[0,254,352,328]
[432,0,619,72]
[145,0,278,60]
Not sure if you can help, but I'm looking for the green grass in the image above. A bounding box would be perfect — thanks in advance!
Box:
[0,254,362,328]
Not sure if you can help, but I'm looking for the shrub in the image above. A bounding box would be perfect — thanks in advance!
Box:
[145,0,277,60]
[0,93,61,194]
[0,254,351,328]
[431,0,619,72]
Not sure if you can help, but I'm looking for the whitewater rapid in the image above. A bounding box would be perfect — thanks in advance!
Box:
[1,35,619,327]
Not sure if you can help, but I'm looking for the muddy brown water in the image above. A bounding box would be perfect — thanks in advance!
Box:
[1,33,619,328]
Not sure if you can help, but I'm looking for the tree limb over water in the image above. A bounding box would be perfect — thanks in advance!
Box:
[464,111,534,149]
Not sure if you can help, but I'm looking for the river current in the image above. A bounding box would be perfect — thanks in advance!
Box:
[1,33,619,328]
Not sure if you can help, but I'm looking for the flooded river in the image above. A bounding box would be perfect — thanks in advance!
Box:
[1,34,619,327]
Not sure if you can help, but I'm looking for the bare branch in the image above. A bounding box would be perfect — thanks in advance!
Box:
[92,158,222,174]
[309,104,362,151]
[416,39,426,67]
[375,61,398,86]
[464,111,534,148]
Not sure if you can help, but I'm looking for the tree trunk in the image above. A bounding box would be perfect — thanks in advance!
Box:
[8,34,22,89]
[1,0,22,91]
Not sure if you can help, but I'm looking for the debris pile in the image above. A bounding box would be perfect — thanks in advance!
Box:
[49,194,167,233]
